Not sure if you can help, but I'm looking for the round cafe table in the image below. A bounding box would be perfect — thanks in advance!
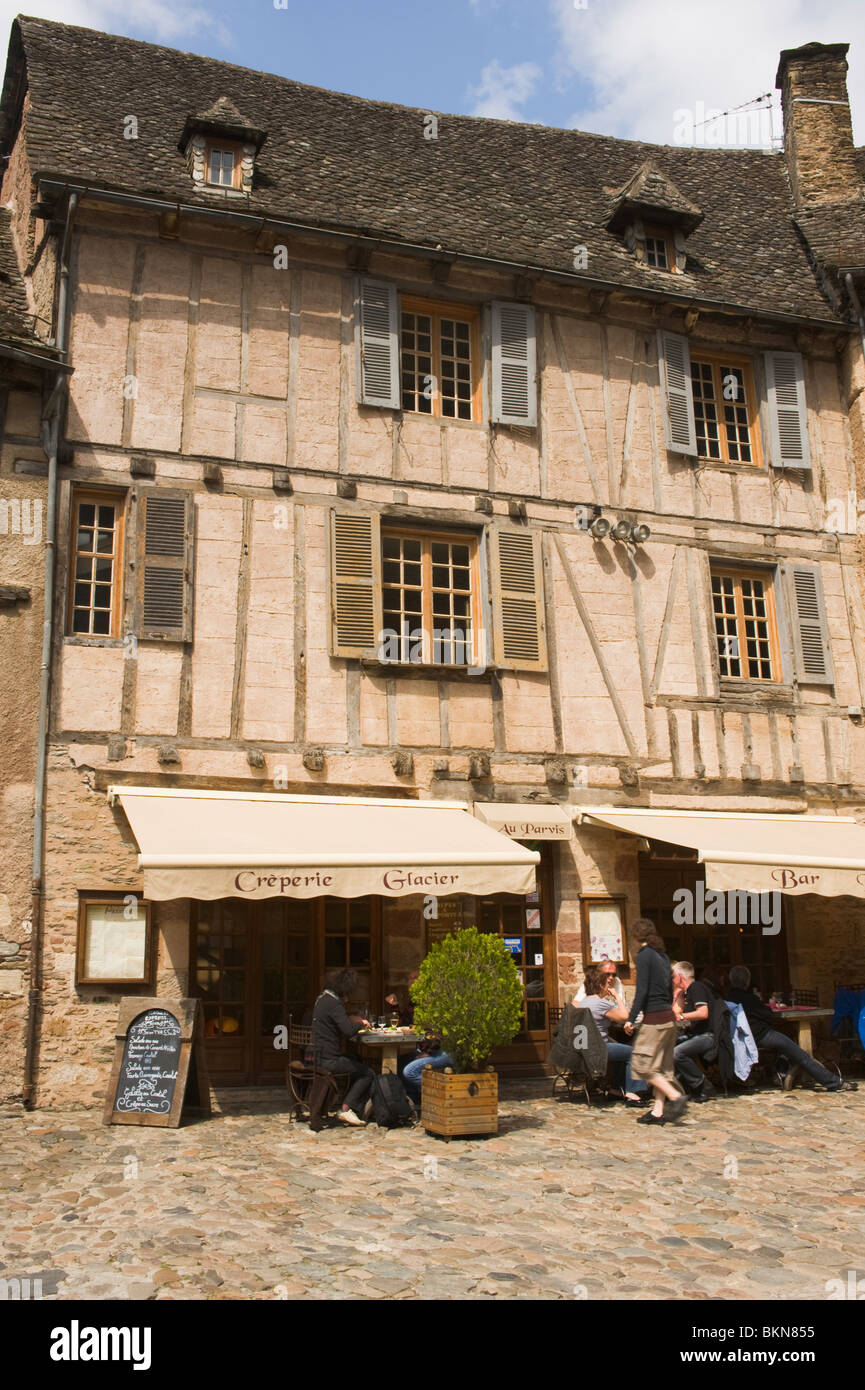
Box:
[355,1029,420,1074]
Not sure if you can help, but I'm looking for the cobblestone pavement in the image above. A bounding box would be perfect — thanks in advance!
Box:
[1,1082,862,1301]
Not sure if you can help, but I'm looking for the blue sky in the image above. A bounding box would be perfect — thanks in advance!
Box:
[4,0,865,145]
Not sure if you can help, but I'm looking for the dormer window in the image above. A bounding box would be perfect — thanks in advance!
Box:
[607,160,703,277]
[206,144,240,188]
[179,97,266,197]
[644,227,672,270]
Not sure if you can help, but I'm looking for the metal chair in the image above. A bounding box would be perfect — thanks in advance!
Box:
[286,1018,346,1125]
[792,988,819,1007]
[829,984,865,1075]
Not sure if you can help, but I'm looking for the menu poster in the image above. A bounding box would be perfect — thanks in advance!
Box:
[104,997,211,1128]
[80,901,149,983]
[587,901,625,964]
[525,907,541,932]
[504,937,522,957]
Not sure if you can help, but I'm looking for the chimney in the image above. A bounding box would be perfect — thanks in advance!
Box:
[776,42,861,209]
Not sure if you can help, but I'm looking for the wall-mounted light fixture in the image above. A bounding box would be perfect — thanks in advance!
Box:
[612,518,651,545]
[590,514,611,540]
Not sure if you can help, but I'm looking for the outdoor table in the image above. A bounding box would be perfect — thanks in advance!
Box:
[774,1007,834,1055]
[355,1029,420,1074]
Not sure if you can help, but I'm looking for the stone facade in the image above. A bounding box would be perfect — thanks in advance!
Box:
[3,24,865,1106]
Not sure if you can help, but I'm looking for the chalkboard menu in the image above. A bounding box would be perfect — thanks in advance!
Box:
[104,997,210,1127]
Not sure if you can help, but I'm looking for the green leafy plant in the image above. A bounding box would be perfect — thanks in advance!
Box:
[410,927,524,1072]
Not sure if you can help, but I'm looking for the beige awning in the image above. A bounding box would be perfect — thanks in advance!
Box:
[473,802,573,840]
[576,806,865,897]
[110,787,539,901]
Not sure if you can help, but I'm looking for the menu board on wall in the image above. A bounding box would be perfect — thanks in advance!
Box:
[81,901,149,982]
[587,901,625,963]
[104,997,210,1128]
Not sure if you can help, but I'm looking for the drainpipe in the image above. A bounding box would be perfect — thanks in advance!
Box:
[22,191,78,1108]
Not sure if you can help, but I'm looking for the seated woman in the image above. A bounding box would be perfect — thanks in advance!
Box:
[581,964,647,1106]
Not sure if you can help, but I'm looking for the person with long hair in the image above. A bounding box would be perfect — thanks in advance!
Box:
[623,918,687,1125]
[581,964,647,1105]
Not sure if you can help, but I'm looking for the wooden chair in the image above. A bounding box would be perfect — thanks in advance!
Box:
[286,1018,346,1125]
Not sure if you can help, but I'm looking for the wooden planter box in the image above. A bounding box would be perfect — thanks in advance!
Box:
[421,1067,498,1137]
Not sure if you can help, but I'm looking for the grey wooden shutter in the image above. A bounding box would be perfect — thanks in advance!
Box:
[657,330,697,456]
[763,351,811,470]
[490,527,547,671]
[491,302,537,426]
[134,490,194,641]
[355,279,400,408]
[787,564,833,685]
[328,510,382,657]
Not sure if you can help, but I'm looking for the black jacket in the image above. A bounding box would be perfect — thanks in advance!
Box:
[547,1004,608,1082]
[628,946,673,1024]
[699,978,736,1083]
[312,990,361,1066]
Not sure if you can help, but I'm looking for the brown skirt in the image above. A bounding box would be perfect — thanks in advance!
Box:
[630,1020,676,1082]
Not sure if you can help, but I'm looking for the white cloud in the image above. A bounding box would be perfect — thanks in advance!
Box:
[468,59,543,119]
[0,0,231,54]
[550,0,865,145]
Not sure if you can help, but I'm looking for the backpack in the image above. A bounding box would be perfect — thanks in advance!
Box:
[371,1072,414,1127]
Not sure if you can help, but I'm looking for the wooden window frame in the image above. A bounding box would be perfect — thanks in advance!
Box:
[580,895,628,967]
[399,295,482,423]
[380,524,483,668]
[690,351,764,468]
[66,488,126,639]
[204,141,241,189]
[710,563,782,683]
[643,224,675,272]
[76,892,153,987]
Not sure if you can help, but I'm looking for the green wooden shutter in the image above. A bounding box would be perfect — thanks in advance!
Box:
[355,279,400,408]
[490,527,547,671]
[328,510,382,657]
[134,489,194,642]
[764,351,811,470]
[786,563,833,685]
[657,329,697,456]
[491,302,537,426]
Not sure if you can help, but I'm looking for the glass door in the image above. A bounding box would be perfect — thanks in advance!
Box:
[195,900,252,1084]
[254,900,316,1082]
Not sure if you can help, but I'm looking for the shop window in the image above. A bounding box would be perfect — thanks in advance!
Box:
[67,490,125,637]
[380,527,480,666]
[690,354,762,466]
[323,897,374,1009]
[710,566,780,681]
[76,893,151,986]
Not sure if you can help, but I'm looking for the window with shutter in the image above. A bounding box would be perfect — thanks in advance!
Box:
[710,564,780,681]
[328,510,382,657]
[134,490,194,642]
[490,528,547,672]
[67,489,125,638]
[657,330,698,456]
[355,279,400,409]
[763,351,811,470]
[491,302,537,427]
[690,353,763,467]
[787,564,833,685]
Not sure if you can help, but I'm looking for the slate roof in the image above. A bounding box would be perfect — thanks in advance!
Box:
[607,160,704,234]
[0,206,42,349]
[0,15,858,326]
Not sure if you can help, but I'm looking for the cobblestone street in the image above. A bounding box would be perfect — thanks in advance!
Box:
[2,1083,862,1301]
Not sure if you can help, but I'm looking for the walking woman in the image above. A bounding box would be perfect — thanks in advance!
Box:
[623,918,687,1125]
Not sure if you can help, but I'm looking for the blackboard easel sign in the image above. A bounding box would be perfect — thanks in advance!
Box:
[104,997,211,1127]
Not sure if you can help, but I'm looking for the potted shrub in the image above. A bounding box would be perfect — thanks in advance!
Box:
[410,927,524,1138]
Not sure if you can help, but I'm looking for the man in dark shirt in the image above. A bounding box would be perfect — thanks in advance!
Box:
[672,961,716,1101]
[727,965,856,1093]
[310,969,375,1128]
